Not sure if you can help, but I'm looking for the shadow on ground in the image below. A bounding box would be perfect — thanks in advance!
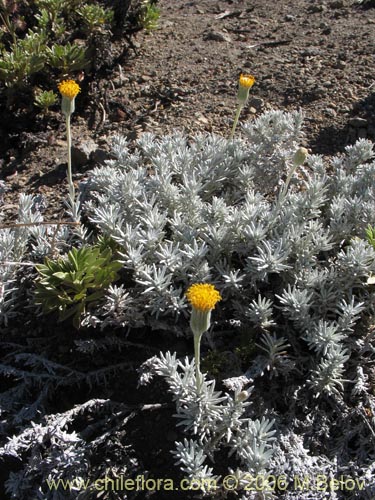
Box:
[311,91,375,155]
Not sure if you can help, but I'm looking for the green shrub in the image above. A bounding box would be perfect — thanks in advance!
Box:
[46,42,88,74]
[34,245,122,329]
[138,0,160,31]
[0,33,46,87]
[77,4,114,33]
[34,89,58,112]
[0,0,158,101]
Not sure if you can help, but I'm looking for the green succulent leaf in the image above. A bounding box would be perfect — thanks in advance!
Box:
[34,243,122,329]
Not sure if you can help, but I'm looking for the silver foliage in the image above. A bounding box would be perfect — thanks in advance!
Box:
[2,111,375,498]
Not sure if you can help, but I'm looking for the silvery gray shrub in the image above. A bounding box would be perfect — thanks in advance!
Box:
[1,110,375,498]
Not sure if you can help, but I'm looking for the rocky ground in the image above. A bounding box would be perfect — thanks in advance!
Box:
[1,0,375,221]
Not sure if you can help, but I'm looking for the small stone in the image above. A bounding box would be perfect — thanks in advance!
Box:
[358,128,367,139]
[330,0,344,7]
[112,78,123,88]
[324,108,337,117]
[249,107,257,114]
[91,148,109,165]
[71,138,98,167]
[113,108,126,122]
[308,4,326,13]
[314,87,326,98]
[335,60,346,69]
[71,149,89,167]
[248,97,264,110]
[248,16,261,25]
[285,14,295,21]
[196,114,209,125]
[302,47,320,57]
[160,20,174,28]
[347,128,357,143]
[349,117,368,128]
[204,30,231,42]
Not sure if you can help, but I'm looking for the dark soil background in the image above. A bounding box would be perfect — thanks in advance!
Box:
[1,0,375,221]
[1,1,375,499]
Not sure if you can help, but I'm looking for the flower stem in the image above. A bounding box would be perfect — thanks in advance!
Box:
[282,163,298,198]
[230,103,243,140]
[275,162,299,214]
[65,113,75,201]
[194,333,203,392]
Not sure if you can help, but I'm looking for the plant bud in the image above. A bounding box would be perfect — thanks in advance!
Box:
[293,147,308,167]
[236,390,250,402]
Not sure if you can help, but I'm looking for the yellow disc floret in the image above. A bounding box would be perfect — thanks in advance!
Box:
[239,74,255,89]
[186,283,222,312]
[58,80,80,100]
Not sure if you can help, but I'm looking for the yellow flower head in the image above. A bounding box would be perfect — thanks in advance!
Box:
[58,80,80,101]
[239,74,255,89]
[186,283,222,312]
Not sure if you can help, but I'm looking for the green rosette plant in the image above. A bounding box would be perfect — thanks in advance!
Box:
[34,245,122,328]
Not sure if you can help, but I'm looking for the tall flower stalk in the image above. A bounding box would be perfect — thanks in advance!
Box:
[186,283,221,391]
[230,74,255,140]
[277,146,309,208]
[271,147,309,222]
[58,80,80,212]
